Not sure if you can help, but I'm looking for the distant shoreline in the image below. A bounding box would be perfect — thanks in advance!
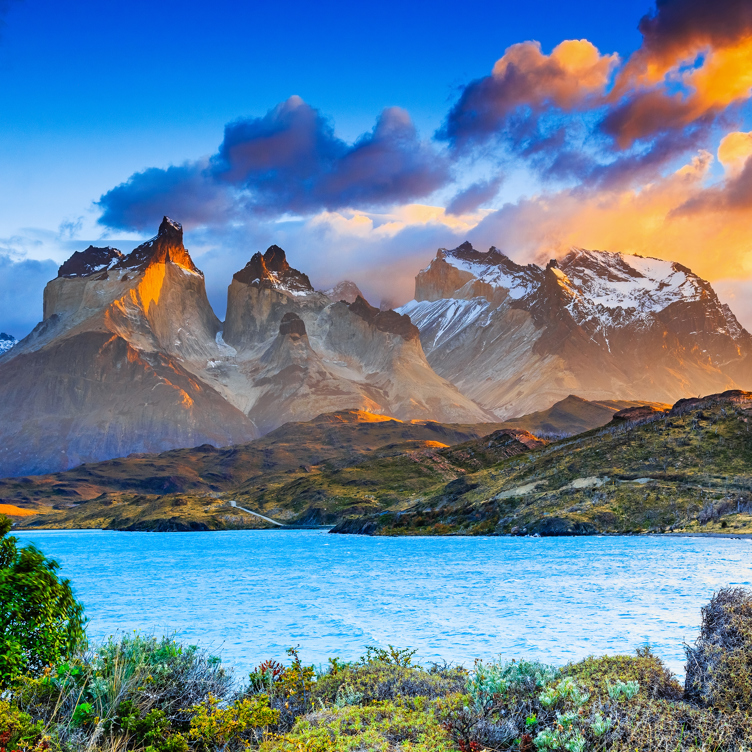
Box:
[13,526,752,540]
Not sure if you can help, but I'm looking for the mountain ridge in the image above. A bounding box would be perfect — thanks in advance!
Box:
[0,219,491,477]
[399,243,751,418]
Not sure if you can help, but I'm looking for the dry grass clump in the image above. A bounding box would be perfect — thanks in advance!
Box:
[684,586,752,711]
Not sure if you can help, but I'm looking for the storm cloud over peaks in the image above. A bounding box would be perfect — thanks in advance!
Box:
[439,40,618,148]
[98,97,449,231]
[605,0,752,146]
[633,0,752,68]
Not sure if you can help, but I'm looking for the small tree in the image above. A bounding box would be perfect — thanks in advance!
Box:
[0,515,86,686]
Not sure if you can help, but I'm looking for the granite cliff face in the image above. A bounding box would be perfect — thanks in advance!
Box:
[0,221,490,477]
[211,249,493,433]
[399,244,752,418]
[0,218,257,477]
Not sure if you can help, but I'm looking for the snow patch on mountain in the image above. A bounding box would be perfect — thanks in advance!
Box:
[0,333,17,355]
[559,249,706,328]
[399,298,493,349]
[446,250,537,300]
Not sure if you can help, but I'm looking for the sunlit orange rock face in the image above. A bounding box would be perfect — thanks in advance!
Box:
[0,219,492,476]
[0,217,257,477]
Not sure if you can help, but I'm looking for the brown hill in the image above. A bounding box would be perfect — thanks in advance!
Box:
[4,410,508,530]
[501,395,671,436]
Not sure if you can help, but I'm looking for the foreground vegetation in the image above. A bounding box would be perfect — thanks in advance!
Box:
[6,590,752,751]
[6,513,752,750]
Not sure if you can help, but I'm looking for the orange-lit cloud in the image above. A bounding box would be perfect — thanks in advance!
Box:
[718,130,752,173]
[440,39,618,146]
[470,148,752,284]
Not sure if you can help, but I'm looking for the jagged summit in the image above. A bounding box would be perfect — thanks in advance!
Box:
[58,246,124,278]
[348,295,420,342]
[233,245,313,293]
[400,242,752,419]
[115,215,200,274]
[160,216,183,234]
[416,242,541,302]
[323,280,363,304]
[0,333,16,355]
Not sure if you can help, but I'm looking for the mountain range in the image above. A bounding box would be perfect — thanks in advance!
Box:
[0,219,486,477]
[0,218,749,479]
[399,243,751,418]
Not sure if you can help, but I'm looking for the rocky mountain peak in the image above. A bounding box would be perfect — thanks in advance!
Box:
[348,295,420,341]
[323,280,364,304]
[263,245,289,273]
[233,245,313,293]
[116,216,200,274]
[0,332,17,355]
[415,242,542,302]
[279,311,307,337]
[58,246,124,278]
[159,216,183,238]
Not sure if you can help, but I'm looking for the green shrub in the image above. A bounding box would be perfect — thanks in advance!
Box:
[187,693,278,750]
[14,633,232,751]
[0,515,86,687]
[259,696,459,752]
[468,659,559,712]
[563,647,682,701]
[313,659,466,708]
[0,698,47,751]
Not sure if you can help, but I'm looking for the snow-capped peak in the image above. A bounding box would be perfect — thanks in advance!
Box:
[558,248,705,326]
[427,242,541,300]
[0,333,17,355]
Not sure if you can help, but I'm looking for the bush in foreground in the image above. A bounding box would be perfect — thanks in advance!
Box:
[0,514,85,688]
[6,589,752,750]
[684,586,752,711]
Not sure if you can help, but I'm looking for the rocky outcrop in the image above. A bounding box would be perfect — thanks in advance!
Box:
[0,218,257,477]
[612,405,668,423]
[323,280,364,304]
[348,296,420,342]
[115,217,199,273]
[279,312,307,337]
[58,246,124,278]
[400,243,752,418]
[223,246,329,349]
[233,245,313,292]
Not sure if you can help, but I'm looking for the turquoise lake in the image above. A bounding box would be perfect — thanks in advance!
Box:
[14,529,752,679]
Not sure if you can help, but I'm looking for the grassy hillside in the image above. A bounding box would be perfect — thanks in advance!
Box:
[332,390,752,536]
[8,392,742,535]
[8,411,507,530]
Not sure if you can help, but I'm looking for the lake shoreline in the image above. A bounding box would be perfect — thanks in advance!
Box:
[15,524,752,540]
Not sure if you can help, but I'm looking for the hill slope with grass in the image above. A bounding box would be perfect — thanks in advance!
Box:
[331,390,752,536]
[6,411,508,530]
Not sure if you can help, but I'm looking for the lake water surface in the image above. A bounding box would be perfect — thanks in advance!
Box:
[14,530,752,678]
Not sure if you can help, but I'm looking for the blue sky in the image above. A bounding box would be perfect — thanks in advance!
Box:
[2,0,752,336]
